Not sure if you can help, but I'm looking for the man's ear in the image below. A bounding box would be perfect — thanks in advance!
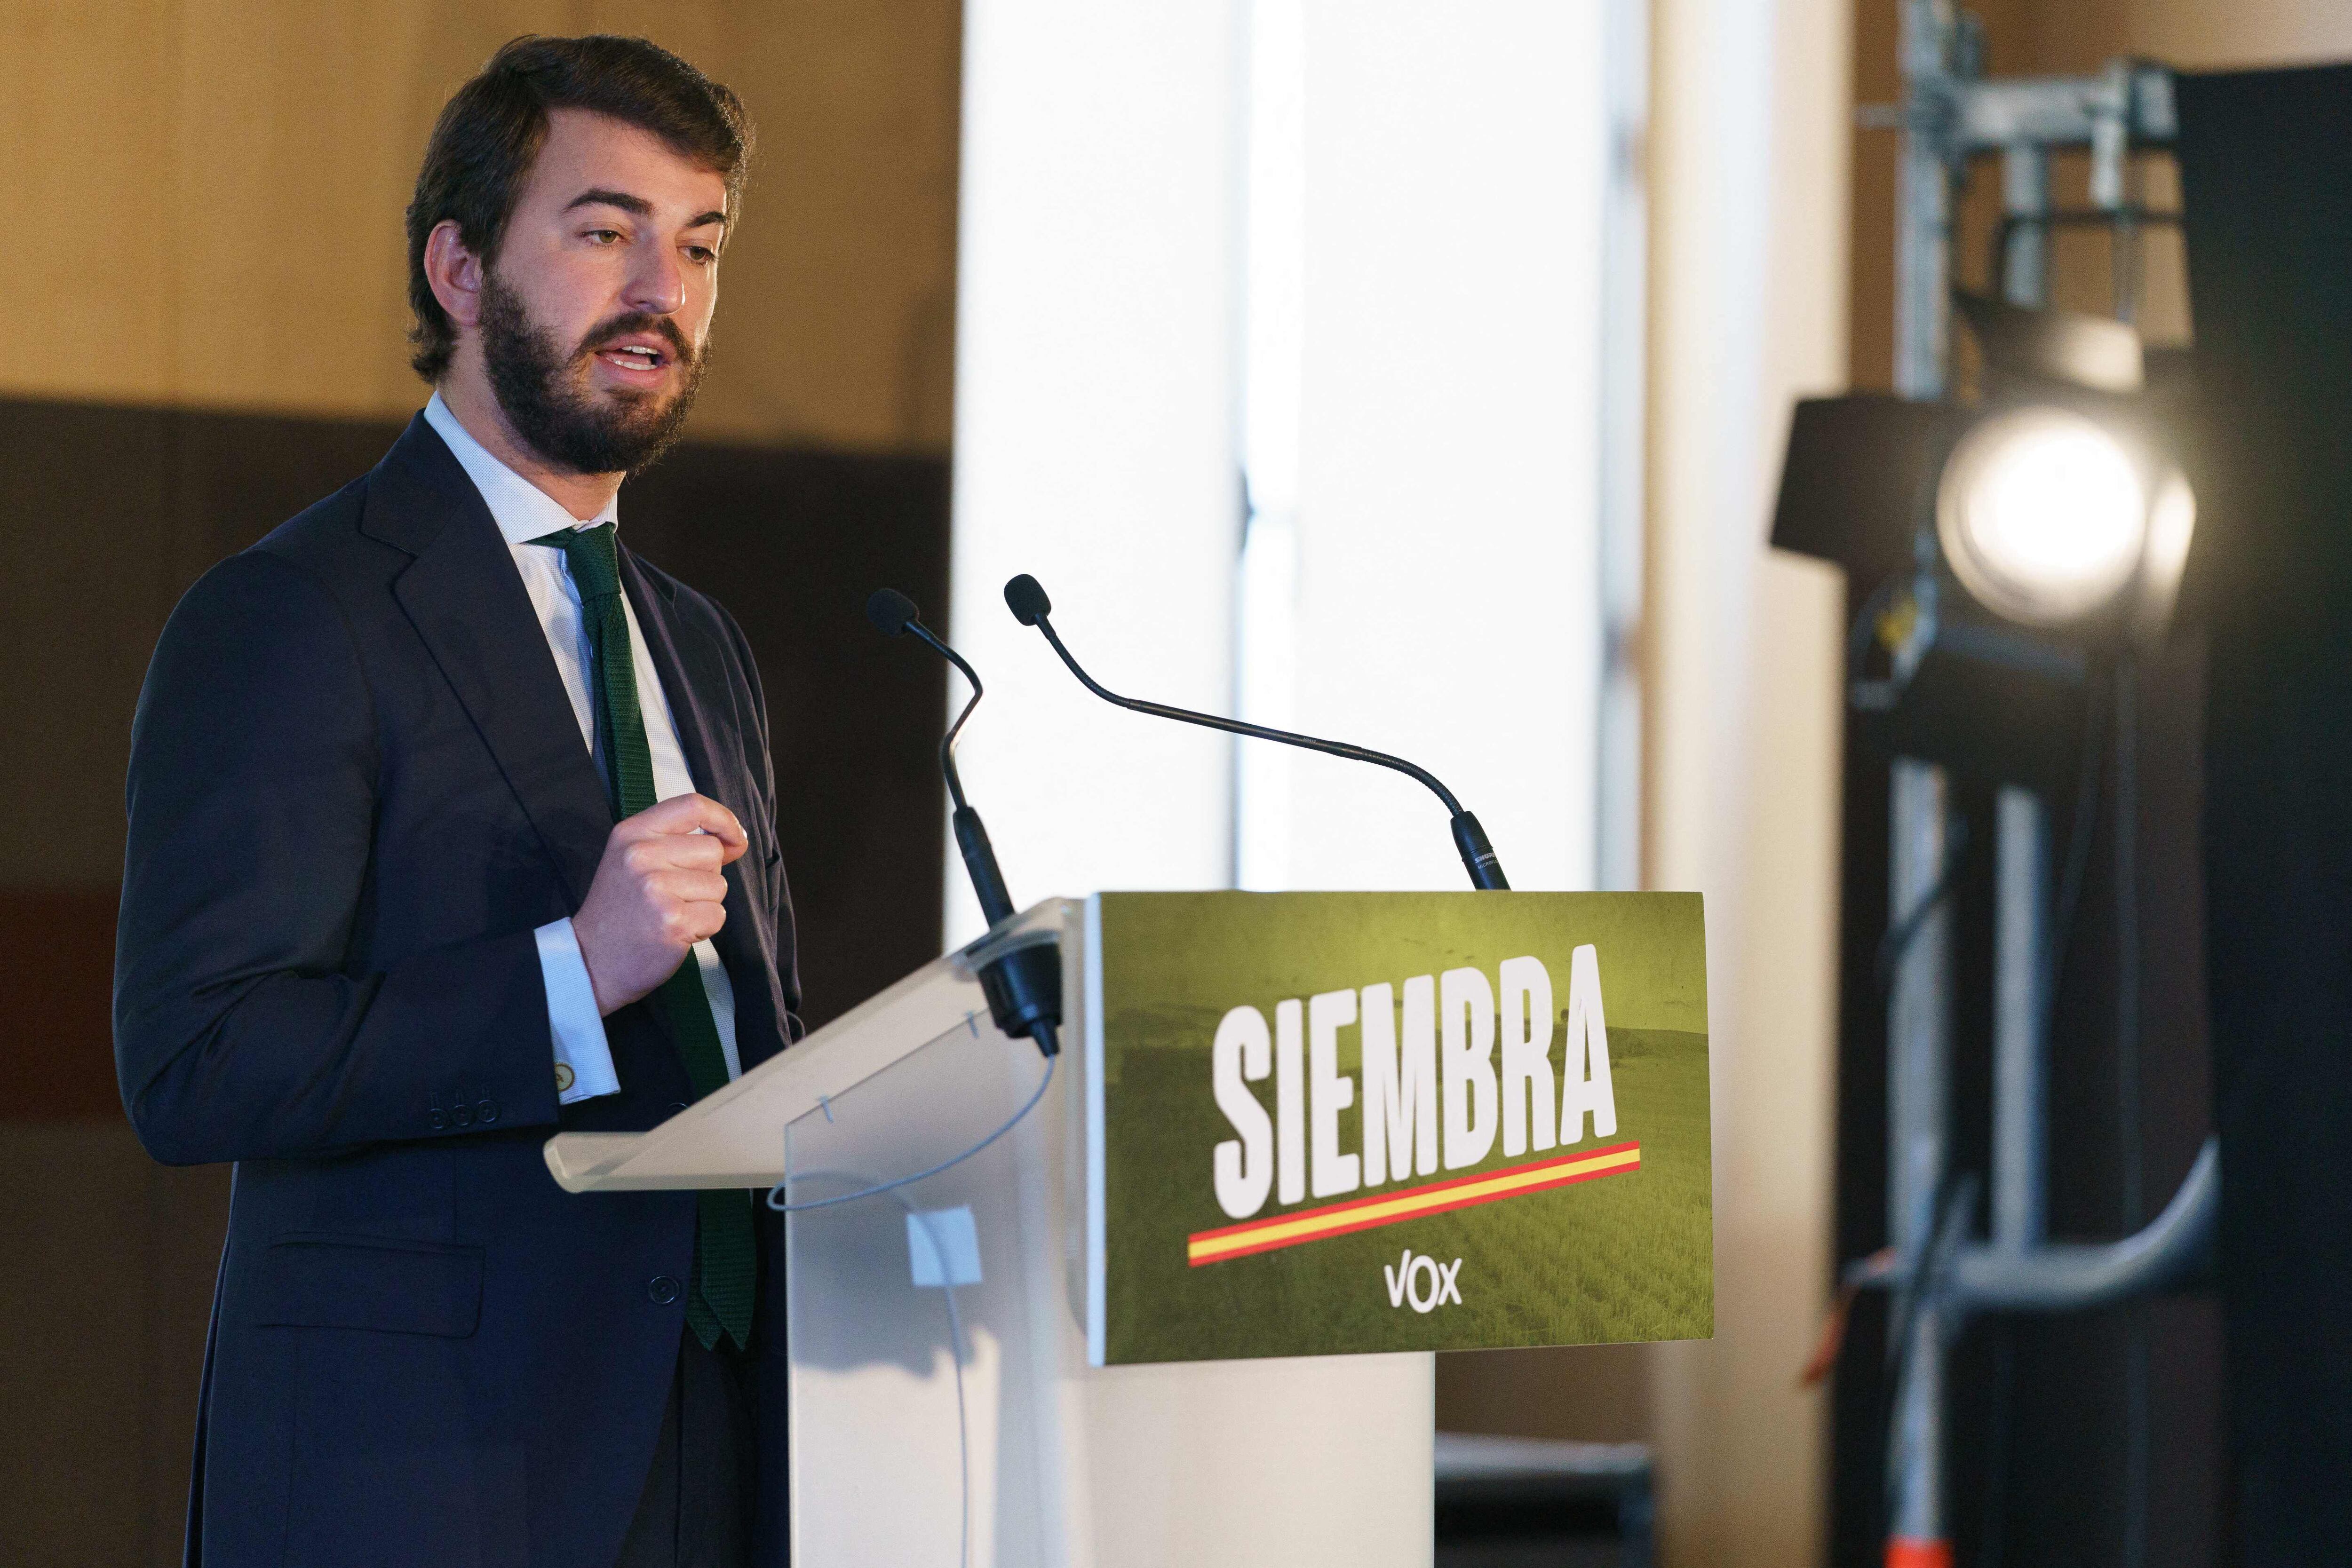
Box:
[424,220,486,331]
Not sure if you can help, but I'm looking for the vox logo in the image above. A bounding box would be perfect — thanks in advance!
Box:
[1383,1250,1464,1314]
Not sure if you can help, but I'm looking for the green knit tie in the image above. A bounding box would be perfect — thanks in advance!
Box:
[537,523,754,1353]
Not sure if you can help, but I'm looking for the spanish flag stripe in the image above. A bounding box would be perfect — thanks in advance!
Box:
[1184,1141,1642,1266]
[1186,1139,1642,1244]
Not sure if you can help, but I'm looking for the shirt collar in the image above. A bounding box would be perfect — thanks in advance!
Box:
[423,390,619,546]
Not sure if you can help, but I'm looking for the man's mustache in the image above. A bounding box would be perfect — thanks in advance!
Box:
[575,313,696,365]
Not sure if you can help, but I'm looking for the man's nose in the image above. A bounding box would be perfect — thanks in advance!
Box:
[621,245,686,317]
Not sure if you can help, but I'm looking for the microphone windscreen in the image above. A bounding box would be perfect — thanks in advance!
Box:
[866,587,920,636]
[1004,574,1052,626]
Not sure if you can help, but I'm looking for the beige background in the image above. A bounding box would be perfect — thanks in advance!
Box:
[0,0,960,454]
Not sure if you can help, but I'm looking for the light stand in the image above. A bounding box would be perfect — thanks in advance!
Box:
[1776,8,2219,1566]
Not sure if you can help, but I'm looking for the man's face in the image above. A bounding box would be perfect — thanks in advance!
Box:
[477,108,730,475]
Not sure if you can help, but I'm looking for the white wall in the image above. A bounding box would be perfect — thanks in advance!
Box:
[1243,2,1610,895]
[953,2,1613,915]
[946,3,1246,945]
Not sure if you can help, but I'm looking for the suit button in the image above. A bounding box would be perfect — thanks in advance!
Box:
[670,1102,689,1114]
[452,1103,473,1127]
[648,1276,681,1305]
[477,1099,499,1124]
[428,1110,447,1131]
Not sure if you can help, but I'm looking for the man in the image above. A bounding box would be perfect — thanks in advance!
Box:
[114,36,795,1568]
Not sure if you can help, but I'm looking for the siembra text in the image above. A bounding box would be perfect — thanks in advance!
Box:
[1209,946,1619,1221]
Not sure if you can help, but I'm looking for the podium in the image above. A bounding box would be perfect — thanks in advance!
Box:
[545,898,1435,1568]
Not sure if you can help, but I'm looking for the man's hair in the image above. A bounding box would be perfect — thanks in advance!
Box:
[405,35,753,380]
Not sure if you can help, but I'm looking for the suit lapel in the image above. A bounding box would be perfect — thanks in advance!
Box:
[621,552,737,824]
[623,550,787,1072]
[362,416,614,909]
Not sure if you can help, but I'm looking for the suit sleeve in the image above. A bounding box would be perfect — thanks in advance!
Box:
[114,549,563,1165]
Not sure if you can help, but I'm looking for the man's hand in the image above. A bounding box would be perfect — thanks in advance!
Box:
[572,793,748,1016]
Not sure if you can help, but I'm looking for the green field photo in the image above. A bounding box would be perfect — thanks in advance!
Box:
[1092,891,1714,1364]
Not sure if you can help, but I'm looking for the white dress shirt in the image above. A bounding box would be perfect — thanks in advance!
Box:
[422,393,742,1105]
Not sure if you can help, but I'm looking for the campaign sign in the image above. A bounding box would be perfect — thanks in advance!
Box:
[1082,891,1712,1365]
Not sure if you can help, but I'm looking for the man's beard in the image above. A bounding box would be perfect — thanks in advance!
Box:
[479,271,708,477]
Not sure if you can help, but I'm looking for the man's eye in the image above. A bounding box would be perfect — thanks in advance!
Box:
[584,229,622,245]
[685,246,716,264]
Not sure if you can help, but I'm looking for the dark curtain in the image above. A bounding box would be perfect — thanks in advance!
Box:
[2176,62,2352,1566]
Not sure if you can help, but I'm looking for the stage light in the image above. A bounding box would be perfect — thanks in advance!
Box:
[1774,295,2201,673]
[2136,466,2197,635]
[1935,405,2149,628]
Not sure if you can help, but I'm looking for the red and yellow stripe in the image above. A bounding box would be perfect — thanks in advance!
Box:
[1185,1140,1643,1266]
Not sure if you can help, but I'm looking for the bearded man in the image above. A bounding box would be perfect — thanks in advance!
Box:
[114,36,796,1568]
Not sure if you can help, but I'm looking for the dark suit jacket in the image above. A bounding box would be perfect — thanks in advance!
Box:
[113,414,801,1568]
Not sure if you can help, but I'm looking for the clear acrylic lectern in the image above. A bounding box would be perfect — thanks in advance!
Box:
[546,899,1432,1568]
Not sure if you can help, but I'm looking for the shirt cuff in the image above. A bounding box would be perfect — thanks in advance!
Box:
[537,918,620,1104]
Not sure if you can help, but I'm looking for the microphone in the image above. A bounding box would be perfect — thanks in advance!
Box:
[867,588,1061,1056]
[1000,574,1510,890]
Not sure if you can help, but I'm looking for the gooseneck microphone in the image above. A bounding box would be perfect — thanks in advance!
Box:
[866,588,1061,1055]
[1000,574,1510,891]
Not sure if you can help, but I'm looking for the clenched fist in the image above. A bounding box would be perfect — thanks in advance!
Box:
[572,793,748,1015]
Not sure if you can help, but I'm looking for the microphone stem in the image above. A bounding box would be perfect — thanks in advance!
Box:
[907,621,1027,919]
[910,622,980,812]
[953,804,1017,928]
[874,597,1064,1056]
[1033,617,1464,810]
[1032,615,1510,890]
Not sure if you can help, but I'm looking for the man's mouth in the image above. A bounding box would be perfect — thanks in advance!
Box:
[595,344,668,373]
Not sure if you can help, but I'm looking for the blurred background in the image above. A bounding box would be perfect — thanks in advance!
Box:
[5,2,2351,1566]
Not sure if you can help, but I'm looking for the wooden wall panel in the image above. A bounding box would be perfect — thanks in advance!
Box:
[0,890,126,1120]
[0,402,173,888]
[0,0,961,453]
[0,1121,230,1568]
[0,2,183,408]
[0,402,405,888]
